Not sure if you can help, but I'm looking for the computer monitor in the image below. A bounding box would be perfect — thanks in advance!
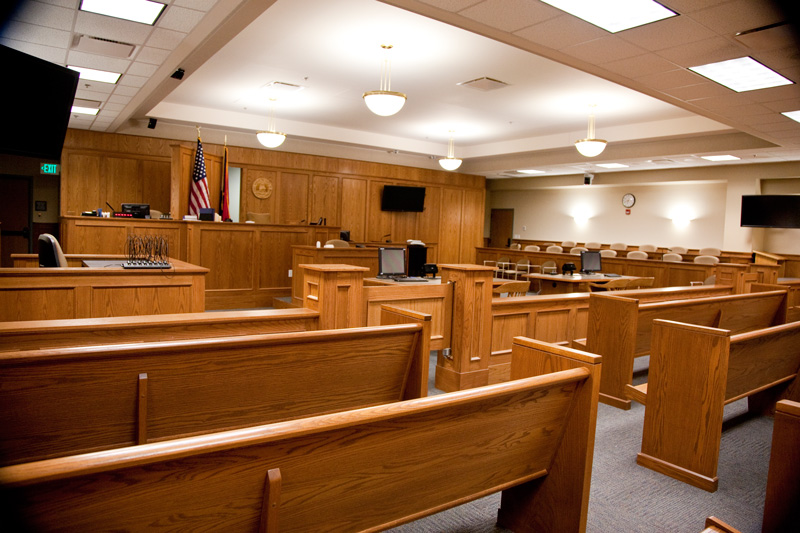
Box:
[580,250,602,273]
[378,247,406,278]
[340,230,350,241]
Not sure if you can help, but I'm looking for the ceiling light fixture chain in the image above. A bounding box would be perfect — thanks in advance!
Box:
[439,130,462,171]
[363,44,407,117]
[575,104,607,158]
[257,97,286,148]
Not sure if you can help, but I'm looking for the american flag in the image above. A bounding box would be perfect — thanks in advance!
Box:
[188,136,211,217]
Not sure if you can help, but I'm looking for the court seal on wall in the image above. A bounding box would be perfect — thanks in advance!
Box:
[252,177,274,199]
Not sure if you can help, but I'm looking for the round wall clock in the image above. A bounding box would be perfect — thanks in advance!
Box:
[622,193,636,208]
[252,178,274,199]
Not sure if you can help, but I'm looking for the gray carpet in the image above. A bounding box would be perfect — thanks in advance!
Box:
[389,355,772,532]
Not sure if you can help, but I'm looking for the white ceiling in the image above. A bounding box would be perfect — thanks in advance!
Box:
[2,0,800,178]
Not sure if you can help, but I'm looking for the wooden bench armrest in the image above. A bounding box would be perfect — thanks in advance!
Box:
[702,516,742,533]
[625,383,647,405]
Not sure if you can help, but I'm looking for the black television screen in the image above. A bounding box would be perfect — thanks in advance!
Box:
[740,195,800,228]
[0,45,79,160]
[381,185,425,212]
[580,250,602,273]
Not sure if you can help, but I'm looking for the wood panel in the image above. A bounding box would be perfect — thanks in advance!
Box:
[195,226,255,290]
[416,185,440,246]
[279,171,309,224]
[310,174,340,226]
[242,168,277,220]
[364,284,450,351]
[438,188,464,263]
[368,180,392,242]
[140,159,171,214]
[460,188,484,265]
[105,157,141,209]
[0,288,77,321]
[62,153,101,215]
[261,228,310,294]
[90,285,194,316]
[64,220,129,254]
[340,177,367,241]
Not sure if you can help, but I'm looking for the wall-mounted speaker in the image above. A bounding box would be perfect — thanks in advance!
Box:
[171,68,185,80]
[584,173,594,185]
[147,118,157,129]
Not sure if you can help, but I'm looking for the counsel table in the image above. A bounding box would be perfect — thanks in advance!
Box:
[1,255,207,321]
[524,272,642,295]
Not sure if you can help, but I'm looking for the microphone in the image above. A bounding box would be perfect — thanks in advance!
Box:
[105,202,116,213]
[382,233,391,243]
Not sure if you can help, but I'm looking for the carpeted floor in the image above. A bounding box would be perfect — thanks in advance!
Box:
[388,355,773,532]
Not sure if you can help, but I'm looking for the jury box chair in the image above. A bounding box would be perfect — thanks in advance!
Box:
[246,212,272,224]
[38,233,68,267]
[492,280,531,297]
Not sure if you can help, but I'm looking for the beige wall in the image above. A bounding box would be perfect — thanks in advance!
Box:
[486,162,800,254]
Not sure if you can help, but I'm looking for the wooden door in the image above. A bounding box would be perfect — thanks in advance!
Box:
[0,175,32,266]
[489,208,513,248]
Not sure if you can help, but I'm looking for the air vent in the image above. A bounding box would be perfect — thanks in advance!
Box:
[457,77,509,91]
[261,81,305,97]
[735,22,795,51]
[72,35,135,58]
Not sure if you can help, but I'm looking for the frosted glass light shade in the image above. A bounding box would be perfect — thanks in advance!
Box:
[438,157,462,171]
[575,139,607,157]
[363,91,406,116]
[257,131,286,148]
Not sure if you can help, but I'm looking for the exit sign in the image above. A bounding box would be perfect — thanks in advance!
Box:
[40,163,60,175]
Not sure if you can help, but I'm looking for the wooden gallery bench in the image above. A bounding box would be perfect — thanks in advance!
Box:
[0,316,430,467]
[579,290,788,409]
[0,337,601,533]
[633,319,800,491]
[0,308,321,352]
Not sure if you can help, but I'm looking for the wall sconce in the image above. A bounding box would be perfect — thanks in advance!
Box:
[670,206,694,228]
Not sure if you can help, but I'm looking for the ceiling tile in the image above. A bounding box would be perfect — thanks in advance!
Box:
[752,120,800,133]
[602,53,679,78]
[660,0,729,13]
[656,36,745,67]
[750,47,800,71]
[113,85,140,97]
[36,0,74,7]
[741,113,792,125]
[460,0,558,32]
[173,0,219,10]
[108,94,133,105]
[618,15,717,52]
[74,11,152,46]
[75,88,114,101]
[12,0,74,31]
[1,20,71,48]
[689,0,784,35]
[562,36,646,65]
[158,6,206,33]
[102,102,126,112]
[0,38,67,63]
[635,68,709,90]
[514,14,607,50]
[67,50,131,73]
[665,81,732,100]
[688,93,754,109]
[135,46,171,65]
[119,73,149,88]
[127,61,158,77]
[745,84,800,104]
[694,100,773,116]
[147,27,186,50]
[763,98,800,113]
[417,0,484,13]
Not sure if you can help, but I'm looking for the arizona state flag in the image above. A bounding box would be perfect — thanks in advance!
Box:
[220,144,230,221]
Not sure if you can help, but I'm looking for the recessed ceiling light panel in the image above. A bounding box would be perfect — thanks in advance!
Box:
[782,110,800,123]
[517,169,545,174]
[71,106,100,115]
[597,163,629,168]
[68,65,121,84]
[689,57,793,92]
[80,0,166,25]
[540,0,677,33]
[701,155,740,161]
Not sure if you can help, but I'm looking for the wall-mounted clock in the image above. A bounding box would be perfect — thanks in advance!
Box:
[622,193,636,208]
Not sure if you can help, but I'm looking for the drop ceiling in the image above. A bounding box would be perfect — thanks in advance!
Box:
[2,0,799,178]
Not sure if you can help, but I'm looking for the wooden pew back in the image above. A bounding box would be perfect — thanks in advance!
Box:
[0,324,425,466]
[0,308,320,352]
[0,338,601,533]
[637,319,800,491]
[586,290,788,409]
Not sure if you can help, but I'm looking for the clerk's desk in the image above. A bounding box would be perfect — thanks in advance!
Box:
[524,272,641,295]
[3,254,207,321]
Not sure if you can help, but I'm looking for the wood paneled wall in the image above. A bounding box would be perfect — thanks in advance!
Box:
[61,130,485,264]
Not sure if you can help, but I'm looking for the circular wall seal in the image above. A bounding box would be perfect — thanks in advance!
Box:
[252,177,273,199]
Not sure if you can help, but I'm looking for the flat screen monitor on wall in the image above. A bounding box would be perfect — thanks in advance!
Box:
[0,45,79,160]
[378,247,406,278]
[580,250,602,273]
[381,185,425,212]
[740,195,800,228]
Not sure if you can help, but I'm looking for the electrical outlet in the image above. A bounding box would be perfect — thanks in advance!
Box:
[514,234,521,238]
[288,269,292,278]
[522,226,526,231]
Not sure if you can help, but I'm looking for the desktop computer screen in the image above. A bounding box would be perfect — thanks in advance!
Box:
[378,247,406,277]
[580,250,602,273]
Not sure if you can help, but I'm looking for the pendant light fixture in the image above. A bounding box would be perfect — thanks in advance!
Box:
[257,98,286,148]
[363,44,406,117]
[575,105,607,157]
[439,131,462,171]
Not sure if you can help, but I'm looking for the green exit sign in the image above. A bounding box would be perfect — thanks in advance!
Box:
[40,163,60,175]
